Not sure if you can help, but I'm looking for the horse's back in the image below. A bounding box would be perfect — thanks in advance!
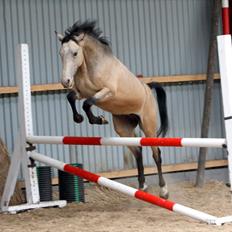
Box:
[96,58,154,115]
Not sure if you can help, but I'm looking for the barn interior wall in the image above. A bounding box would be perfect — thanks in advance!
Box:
[0,0,225,177]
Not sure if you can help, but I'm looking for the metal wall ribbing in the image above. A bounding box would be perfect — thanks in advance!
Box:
[0,0,225,176]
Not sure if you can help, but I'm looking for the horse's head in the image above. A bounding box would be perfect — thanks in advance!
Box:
[56,20,111,88]
[56,32,85,88]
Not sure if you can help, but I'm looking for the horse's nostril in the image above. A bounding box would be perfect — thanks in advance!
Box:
[61,78,72,88]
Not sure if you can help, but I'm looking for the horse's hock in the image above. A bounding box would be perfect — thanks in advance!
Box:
[0,138,25,205]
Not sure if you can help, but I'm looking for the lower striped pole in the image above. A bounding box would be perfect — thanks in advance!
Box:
[29,152,218,224]
[26,136,227,148]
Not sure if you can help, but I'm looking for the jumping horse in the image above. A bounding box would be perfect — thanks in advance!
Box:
[56,20,169,198]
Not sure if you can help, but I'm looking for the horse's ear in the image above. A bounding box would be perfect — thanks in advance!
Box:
[74,33,85,43]
[55,31,64,42]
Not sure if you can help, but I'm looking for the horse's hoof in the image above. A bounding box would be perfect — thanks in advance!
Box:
[73,114,84,123]
[99,115,108,124]
[159,184,169,199]
[140,183,148,192]
[160,192,169,199]
[88,115,108,125]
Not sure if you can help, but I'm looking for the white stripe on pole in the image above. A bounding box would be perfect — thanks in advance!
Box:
[101,137,141,146]
[27,136,64,144]
[181,138,227,148]
[173,204,217,224]
[222,0,229,8]
[97,177,137,197]
[29,151,65,171]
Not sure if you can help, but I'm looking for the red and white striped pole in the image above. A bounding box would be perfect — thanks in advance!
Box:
[29,151,218,224]
[26,136,227,148]
[222,0,230,34]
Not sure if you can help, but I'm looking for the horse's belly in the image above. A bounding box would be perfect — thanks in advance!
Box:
[96,97,143,115]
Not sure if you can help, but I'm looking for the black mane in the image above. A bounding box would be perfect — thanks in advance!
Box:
[62,20,110,46]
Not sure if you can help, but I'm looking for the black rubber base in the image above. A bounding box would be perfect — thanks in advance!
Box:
[58,163,85,203]
[37,166,52,201]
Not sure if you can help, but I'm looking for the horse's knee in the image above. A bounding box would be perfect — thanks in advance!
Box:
[82,101,90,111]
[83,98,97,112]
[67,91,76,102]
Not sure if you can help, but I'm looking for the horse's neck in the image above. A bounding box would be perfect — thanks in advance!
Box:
[76,57,98,83]
[76,60,88,79]
[82,37,110,75]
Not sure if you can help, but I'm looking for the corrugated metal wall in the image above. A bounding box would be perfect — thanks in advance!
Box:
[0,0,226,176]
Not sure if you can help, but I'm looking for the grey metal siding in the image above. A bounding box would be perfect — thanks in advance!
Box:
[1,0,213,85]
[0,0,225,176]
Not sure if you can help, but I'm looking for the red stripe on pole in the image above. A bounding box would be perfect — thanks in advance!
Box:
[135,190,175,211]
[222,7,230,34]
[140,138,182,147]
[63,136,102,145]
[64,164,100,183]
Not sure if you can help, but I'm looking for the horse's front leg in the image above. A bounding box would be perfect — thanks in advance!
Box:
[67,90,84,123]
[82,87,112,124]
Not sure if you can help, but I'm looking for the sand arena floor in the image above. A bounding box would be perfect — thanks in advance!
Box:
[0,180,232,232]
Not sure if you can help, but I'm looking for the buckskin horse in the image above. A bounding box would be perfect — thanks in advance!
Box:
[56,20,169,198]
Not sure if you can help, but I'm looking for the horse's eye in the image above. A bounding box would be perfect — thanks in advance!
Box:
[73,52,78,57]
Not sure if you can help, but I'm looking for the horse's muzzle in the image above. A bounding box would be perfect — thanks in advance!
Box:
[61,78,74,89]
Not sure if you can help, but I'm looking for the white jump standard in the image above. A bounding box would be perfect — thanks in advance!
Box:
[0,44,66,213]
[1,37,232,225]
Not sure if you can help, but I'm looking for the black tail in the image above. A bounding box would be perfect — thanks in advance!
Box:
[147,82,169,137]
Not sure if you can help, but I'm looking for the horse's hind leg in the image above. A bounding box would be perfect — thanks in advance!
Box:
[155,147,168,199]
[112,114,147,190]
[140,116,169,199]
[67,90,84,123]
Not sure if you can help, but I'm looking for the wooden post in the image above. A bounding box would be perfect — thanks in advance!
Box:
[196,0,221,187]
